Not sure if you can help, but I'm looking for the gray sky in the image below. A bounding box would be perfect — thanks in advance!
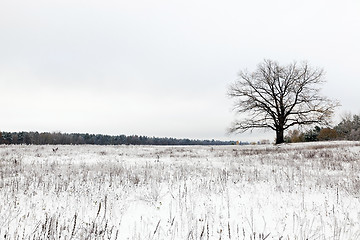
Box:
[1,0,359,142]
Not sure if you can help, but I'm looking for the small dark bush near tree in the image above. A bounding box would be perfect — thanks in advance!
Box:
[317,128,338,141]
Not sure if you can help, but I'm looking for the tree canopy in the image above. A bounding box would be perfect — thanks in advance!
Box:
[228,59,339,144]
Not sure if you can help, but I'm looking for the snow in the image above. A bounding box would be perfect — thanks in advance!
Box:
[1,141,360,239]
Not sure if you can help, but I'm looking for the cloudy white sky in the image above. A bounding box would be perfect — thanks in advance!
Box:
[1,0,359,141]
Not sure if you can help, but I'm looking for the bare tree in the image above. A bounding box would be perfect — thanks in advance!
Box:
[228,59,340,144]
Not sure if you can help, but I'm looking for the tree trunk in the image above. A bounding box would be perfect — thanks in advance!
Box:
[276,128,284,144]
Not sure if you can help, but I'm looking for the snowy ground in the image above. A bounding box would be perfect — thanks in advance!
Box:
[1,141,360,239]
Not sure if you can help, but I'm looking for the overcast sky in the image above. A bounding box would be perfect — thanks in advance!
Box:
[1,0,359,141]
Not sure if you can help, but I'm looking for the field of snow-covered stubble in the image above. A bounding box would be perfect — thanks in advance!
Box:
[1,142,360,239]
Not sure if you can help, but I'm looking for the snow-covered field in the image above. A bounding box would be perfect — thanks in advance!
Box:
[1,142,360,239]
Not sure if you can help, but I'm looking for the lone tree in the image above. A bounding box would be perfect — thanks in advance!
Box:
[228,59,339,144]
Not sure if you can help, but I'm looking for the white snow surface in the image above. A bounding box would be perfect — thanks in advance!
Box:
[1,141,360,239]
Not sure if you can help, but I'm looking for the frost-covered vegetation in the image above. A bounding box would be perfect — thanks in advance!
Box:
[1,142,360,239]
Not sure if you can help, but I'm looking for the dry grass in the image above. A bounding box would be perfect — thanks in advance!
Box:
[0,141,360,239]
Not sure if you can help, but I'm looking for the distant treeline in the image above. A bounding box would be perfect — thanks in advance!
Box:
[285,113,360,143]
[0,131,237,146]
